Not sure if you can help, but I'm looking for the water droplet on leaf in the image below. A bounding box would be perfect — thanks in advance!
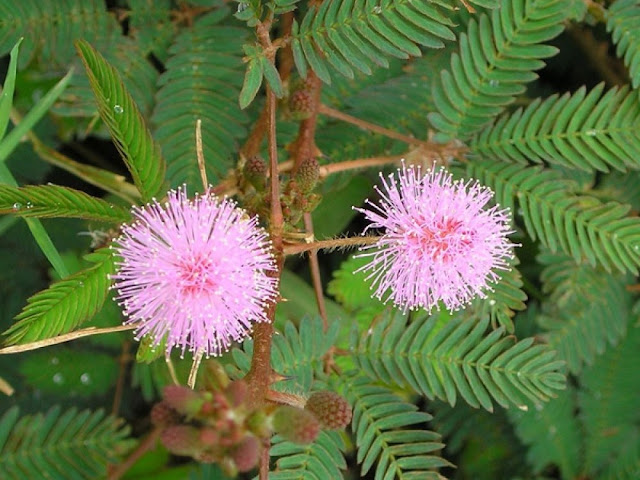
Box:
[114,104,124,114]
[80,373,91,385]
[53,373,64,385]
[12,202,22,211]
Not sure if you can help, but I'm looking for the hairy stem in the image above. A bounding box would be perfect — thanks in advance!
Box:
[0,324,136,354]
[284,235,381,256]
[245,21,284,480]
[319,103,432,148]
[112,341,131,416]
[304,213,328,330]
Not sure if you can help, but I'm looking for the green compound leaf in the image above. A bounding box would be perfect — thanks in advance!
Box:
[469,159,640,274]
[0,406,132,480]
[0,184,130,222]
[291,0,459,83]
[151,12,249,188]
[429,0,572,139]
[607,0,640,89]
[230,316,339,393]
[2,248,115,345]
[354,311,566,411]
[578,321,640,475]
[340,375,451,479]
[509,388,581,479]
[75,39,166,202]
[537,252,632,374]
[471,84,640,172]
[269,431,347,479]
[0,0,120,69]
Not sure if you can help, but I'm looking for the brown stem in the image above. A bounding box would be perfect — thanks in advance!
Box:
[319,103,433,148]
[284,235,381,256]
[241,104,269,159]
[319,155,403,177]
[0,324,136,354]
[112,341,131,416]
[278,12,295,83]
[195,119,208,189]
[245,21,284,480]
[107,428,161,480]
[259,442,270,479]
[304,213,328,330]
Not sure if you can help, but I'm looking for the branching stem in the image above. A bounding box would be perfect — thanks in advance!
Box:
[319,103,432,148]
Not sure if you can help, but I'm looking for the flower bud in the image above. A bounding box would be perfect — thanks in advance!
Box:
[272,406,320,445]
[150,402,180,428]
[246,409,271,438]
[163,385,204,417]
[289,89,313,120]
[225,379,248,406]
[295,156,319,193]
[232,435,261,472]
[305,391,352,430]
[243,155,267,192]
[161,425,202,456]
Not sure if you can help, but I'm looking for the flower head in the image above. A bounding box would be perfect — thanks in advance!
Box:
[110,187,278,357]
[354,163,516,312]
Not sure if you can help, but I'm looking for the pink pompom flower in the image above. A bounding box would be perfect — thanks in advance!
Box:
[110,187,278,357]
[354,163,516,312]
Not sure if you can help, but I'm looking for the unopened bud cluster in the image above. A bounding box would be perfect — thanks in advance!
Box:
[282,156,321,225]
[239,152,321,227]
[154,379,261,476]
[151,363,352,473]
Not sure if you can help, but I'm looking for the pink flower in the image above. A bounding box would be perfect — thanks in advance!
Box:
[354,163,516,312]
[110,188,278,357]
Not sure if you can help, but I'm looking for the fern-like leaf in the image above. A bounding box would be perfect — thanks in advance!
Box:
[0,406,132,480]
[354,311,566,411]
[578,321,640,475]
[151,11,249,188]
[607,0,640,89]
[229,316,339,392]
[269,431,347,479]
[328,255,382,312]
[471,84,640,172]
[0,0,119,69]
[0,184,130,222]
[2,248,115,344]
[56,39,160,122]
[76,39,166,202]
[340,375,451,479]
[431,401,528,477]
[291,0,458,83]
[469,159,640,274]
[429,0,571,139]
[536,252,632,374]
[472,257,527,334]
[509,388,581,479]
[127,0,175,63]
